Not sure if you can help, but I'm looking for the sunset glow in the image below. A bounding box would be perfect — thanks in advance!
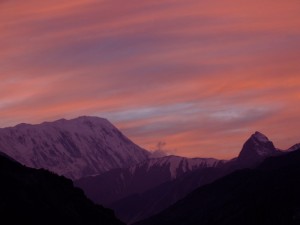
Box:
[1,0,300,158]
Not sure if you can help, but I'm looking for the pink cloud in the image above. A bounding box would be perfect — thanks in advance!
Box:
[0,0,299,158]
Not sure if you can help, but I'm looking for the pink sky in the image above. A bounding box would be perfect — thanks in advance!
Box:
[1,0,300,159]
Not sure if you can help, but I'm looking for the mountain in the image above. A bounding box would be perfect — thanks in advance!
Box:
[287,143,300,152]
[134,148,300,225]
[110,162,228,224]
[75,155,222,206]
[98,131,286,224]
[0,151,125,225]
[237,131,279,166]
[0,116,150,179]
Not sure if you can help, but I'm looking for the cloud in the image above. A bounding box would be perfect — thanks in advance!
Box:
[0,0,300,158]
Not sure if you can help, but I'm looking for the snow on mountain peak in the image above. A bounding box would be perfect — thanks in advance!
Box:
[0,116,150,179]
[251,131,270,143]
[131,155,222,179]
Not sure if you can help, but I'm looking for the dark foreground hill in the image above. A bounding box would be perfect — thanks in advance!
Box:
[0,152,124,225]
[135,148,300,225]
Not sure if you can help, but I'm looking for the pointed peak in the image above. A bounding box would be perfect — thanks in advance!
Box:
[238,131,277,166]
[251,131,270,143]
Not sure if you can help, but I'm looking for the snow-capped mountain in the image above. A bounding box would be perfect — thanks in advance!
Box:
[130,155,221,179]
[237,131,279,166]
[75,155,224,206]
[0,116,150,179]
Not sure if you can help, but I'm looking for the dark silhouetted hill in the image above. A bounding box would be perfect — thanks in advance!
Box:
[88,132,280,224]
[0,152,125,225]
[135,148,300,225]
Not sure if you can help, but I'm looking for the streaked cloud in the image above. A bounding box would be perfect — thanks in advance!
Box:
[0,0,299,158]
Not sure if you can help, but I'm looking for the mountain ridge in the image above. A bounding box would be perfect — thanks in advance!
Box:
[75,155,224,207]
[84,131,294,224]
[0,116,150,179]
[134,147,300,225]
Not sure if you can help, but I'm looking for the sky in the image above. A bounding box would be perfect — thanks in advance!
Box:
[1,0,300,159]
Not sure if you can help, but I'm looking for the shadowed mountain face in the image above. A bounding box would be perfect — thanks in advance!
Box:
[0,152,125,225]
[77,132,281,224]
[237,131,279,166]
[0,116,150,179]
[110,164,229,224]
[134,148,300,225]
[75,155,223,206]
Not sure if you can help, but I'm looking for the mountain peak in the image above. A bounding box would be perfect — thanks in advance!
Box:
[0,116,150,179]
[237,131,277,166]
[10,116,111,130]
[41,116,111,126]
[70,115,109,122]
[251,131,270,143]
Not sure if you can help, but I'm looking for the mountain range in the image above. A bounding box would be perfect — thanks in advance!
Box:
[75,155,224,206]
[76,130,291,224]
[134,146,300,225]
[0,116,299,225]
